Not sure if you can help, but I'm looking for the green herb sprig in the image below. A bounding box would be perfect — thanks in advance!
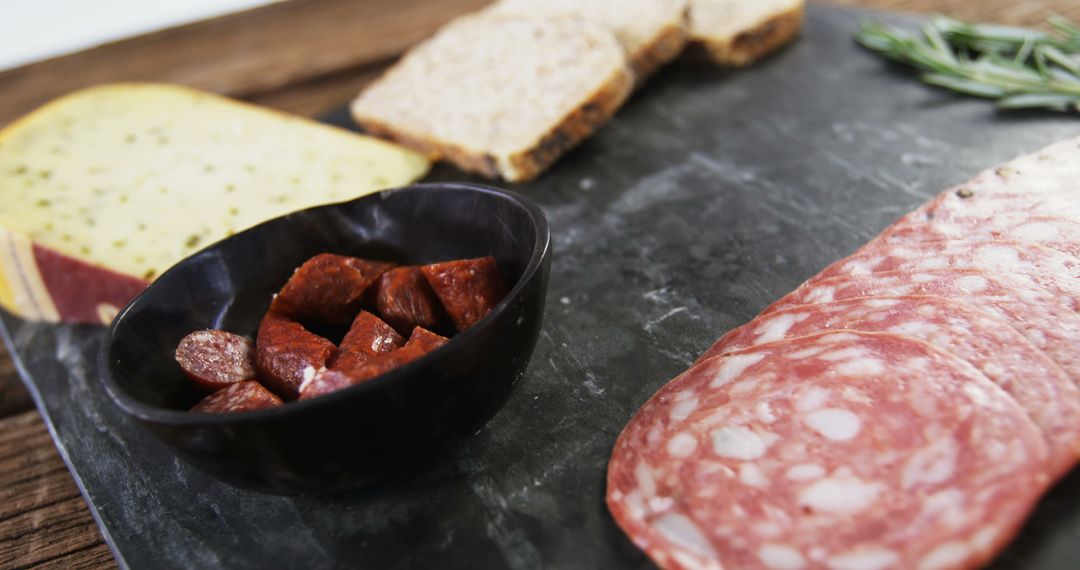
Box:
[855,16,1080,112]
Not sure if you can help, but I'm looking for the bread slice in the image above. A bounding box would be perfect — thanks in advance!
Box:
[0,83,430,324]
[485,0,690,80]
[686,0,805,67]
[350,14,634,183]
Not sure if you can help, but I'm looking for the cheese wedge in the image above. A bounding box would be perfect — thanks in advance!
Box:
[0,83,430,324]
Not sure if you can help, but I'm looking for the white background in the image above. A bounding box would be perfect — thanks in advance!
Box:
[0,0,279,71]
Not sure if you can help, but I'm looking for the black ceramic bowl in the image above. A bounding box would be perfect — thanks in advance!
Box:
[99,182,551,495]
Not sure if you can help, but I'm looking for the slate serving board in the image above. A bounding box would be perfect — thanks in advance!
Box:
[4,5,1080,569]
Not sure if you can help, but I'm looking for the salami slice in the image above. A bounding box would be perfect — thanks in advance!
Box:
[255,311,335,400]
[329,311,405,370]
[175,330,257,392]
[421,256,508,331]
[700,296,1080,479]
[880,212,1080,259]
[270,253,395,325]
[810,240,1080,311]
[608,332,1049,570]
[759,269,1080,391]
[190,381,283,414]
[375,266,448,335]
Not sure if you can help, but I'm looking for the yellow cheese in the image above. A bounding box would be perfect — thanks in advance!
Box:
[0,83,430,323]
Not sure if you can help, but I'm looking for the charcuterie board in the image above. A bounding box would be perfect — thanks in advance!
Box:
[4,5,1080,569]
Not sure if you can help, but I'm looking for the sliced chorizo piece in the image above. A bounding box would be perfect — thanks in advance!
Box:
[255,311,335,400]
[329,310,405,370]
[404,326,451,354]
[299,327,449,400]
[375,266,448,335]
[421,256,508,331]
[702,295,1080,480]
[175,330,257,392]
[270,253,395,325]
[190,381,283,414]
[608,331,1048,570]
[298,369,352,401]
[333,326,449,382]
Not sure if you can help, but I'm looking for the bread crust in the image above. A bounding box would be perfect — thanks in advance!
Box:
[501,67,634,181]
[351,45,635,183]
[628,14,690,80]
[685,2,804,67]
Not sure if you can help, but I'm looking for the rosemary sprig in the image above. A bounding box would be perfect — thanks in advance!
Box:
[855,16,1080,113]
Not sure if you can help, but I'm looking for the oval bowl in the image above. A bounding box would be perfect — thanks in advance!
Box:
[99,182,551,495]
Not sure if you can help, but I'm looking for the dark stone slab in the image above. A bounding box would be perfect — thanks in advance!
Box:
[4,5,1079,569]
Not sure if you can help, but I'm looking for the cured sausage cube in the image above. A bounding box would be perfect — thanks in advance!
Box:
[374,266,448,335]
[270,253,395,325]
[255,311,335,400]
[299,327,449,400]
[190,381,283,414]
[421,256,507,331]
[175,330,257,392]
[329,311,405,370]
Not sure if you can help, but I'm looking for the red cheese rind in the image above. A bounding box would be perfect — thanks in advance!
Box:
[175,330,257,392]
[421,256,508,331]
[255,311,335,400]
[269,253,395,325]
[190,380,283,414]
[329,310,405,370]
[608,332,1048,570]
[374,266,448,335]
[299,326,448,400]
[756,269,1080,393]
[702,295,1080,480]
[32,243,150,324]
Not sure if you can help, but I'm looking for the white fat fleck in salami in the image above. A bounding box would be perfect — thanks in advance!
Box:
[699,295,1080,479]
[607,332,1048,570]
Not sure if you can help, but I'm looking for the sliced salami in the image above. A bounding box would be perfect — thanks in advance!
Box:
[190,381,283,414]
[880,212,1080,259]
[759,269,1080,391]
[175,330,257,392]
[608,332,1049,570]
[700,296,1080,479]
[810,240,1080,311]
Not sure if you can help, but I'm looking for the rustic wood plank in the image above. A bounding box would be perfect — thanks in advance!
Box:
[0,344,34,419]
[0,2,1073,569]
[0,412,115,570]
[0,0,489,129]
[823,0,1080,29]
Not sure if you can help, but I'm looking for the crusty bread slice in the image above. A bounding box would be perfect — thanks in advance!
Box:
[350,14,634,183]
[485,0,690,80]
[0,83,429,324]
[686,0,805,67]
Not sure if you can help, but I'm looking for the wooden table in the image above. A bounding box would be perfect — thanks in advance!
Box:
[0,1,1075,567]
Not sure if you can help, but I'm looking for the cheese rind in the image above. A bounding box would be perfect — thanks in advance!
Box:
[0,83,430,324]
